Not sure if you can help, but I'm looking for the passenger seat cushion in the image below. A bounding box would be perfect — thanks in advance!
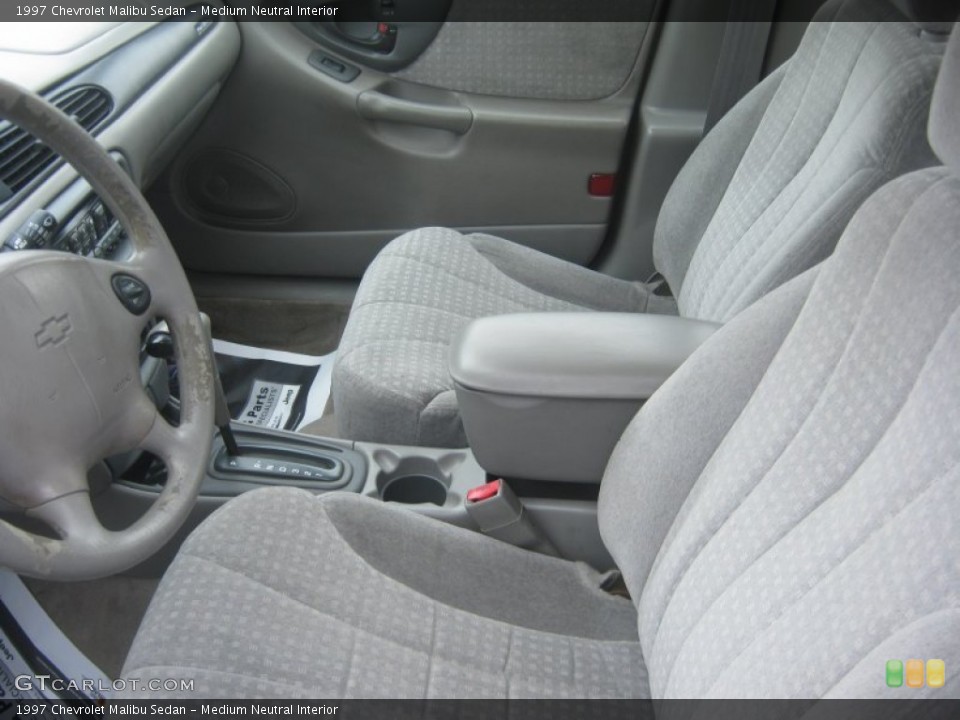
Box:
[122,488,648,699]
[333,228,650,447]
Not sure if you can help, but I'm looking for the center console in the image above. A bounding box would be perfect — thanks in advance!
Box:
[101,309,721,575]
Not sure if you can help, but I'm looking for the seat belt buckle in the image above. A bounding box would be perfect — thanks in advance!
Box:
[464,479,558,556]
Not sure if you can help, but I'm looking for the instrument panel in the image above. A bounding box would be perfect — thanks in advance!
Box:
[2,194,128,260]
[3,196,126,259]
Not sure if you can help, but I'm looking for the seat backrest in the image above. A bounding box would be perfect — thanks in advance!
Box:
[600,23,960,699]
[653,0,947,324]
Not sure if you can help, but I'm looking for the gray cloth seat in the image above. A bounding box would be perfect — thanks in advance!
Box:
[122,490,647,698]
[333,0,947,447]
[124,22,960,699]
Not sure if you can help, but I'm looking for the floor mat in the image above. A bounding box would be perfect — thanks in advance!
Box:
[19,574,158,683]
[1,570,128,702]
[213,339,336,433]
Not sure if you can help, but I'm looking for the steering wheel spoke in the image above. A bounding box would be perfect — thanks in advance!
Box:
[27,489,105,545]
[139,409,187,461]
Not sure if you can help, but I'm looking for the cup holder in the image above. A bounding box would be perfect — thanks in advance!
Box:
[380,474,448,506]
[372,450,464,507]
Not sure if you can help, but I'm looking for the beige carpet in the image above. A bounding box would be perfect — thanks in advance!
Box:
[23,576,159,679]
[198,296,348,357]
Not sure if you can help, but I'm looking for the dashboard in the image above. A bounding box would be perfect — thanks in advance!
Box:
[3,183,131,260]
[0,7,240,261]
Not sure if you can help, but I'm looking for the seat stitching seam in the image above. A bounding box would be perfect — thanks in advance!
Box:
[711,62,936,319]
[734,168,950,314]
[714,166,881,320]
[681,19,854,309]
[686,21,885,315]
[687,19,882,311]
[696,22,895,316]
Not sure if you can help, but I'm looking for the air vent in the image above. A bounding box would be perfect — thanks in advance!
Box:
[51,85,113,132]
[0,85,113,203]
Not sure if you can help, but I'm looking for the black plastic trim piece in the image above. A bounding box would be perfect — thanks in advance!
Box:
[111,273,152,316]
[308,50,361,83]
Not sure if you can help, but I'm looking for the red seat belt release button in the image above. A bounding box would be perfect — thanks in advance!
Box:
[466,479,502,503]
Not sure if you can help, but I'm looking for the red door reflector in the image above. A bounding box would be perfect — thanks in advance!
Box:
[588,173,616,197]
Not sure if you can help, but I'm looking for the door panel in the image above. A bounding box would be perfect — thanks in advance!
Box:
[152,4,657,279]
[392,22,648,101]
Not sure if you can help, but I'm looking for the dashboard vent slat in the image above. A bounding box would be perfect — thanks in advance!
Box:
[0,85,113,201]
[1,144,54,187]
[51,85,113,131]
[0,128,35,163]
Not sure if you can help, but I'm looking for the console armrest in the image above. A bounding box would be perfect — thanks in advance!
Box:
[450,313,719,483]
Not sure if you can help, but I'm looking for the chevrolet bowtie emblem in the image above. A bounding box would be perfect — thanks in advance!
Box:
[35,313,72,349]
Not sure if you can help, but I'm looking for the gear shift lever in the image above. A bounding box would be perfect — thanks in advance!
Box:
[145,315,241,457]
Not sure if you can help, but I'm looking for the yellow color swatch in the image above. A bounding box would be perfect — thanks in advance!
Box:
[926,659,945,689]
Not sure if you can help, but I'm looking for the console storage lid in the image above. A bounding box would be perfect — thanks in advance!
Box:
[450,312,719,484]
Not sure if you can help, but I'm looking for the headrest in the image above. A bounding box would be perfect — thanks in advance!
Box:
[929,23,960,172]
[890,0,959,33]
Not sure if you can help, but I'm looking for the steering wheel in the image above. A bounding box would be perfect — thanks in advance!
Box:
[0,79,215,580]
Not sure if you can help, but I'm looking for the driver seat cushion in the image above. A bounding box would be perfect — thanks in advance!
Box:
[122,488,647,699]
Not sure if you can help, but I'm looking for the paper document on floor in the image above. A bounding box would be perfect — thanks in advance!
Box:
[0,570,109,708]
[212,339,336,432]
